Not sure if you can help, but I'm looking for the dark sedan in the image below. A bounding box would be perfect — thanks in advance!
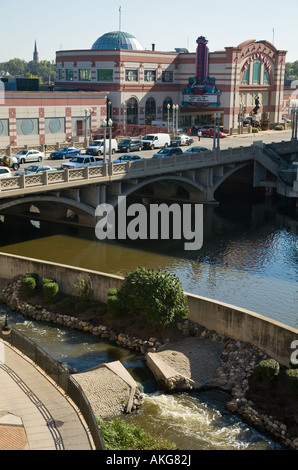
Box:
[118,139,143,153]
[50,146,81,160]
[152,147,183,158]
[113,154,143,163]
[184,146,211,154]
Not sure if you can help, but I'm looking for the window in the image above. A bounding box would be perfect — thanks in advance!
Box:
[66,69,74,81]
[79,69,91,81]
[97,69,113,81]
[145,97,156,124]
[125,70,138,82]
[241,60,271,85]
[162,71,173,82]
[144,70,156,82]
[126,97,138,124]
[253,60,261,84]
[58,69,63,80]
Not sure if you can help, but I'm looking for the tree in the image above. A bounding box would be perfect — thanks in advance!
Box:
[117,267,189,326]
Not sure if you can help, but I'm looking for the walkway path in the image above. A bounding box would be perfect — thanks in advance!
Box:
[0,339,95,450]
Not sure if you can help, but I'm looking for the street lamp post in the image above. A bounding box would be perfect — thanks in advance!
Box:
[167,103,170,133]
[176,105,179,134]
[108,118,113,164]
[172,105,176,135]
[122,102,126,136]
[103,119,107,164]
[213,113,221,150]
[84,108,94,144]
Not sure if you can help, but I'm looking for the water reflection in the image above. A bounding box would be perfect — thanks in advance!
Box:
[0,198,297,328]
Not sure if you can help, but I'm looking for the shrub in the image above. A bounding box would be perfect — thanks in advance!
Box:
[107,295,122,318]
[42,277,55,285]
[275,125,284,131]
[108,288,119,297]
[252,359,280,383]
[118,268,189,326]
[22,275,36,298]
[74,274,94,301]
[60,297,72,308]
[42,281,59,304]
[97,417,179,450]
[285,368,298,393]
[252,127,259,133]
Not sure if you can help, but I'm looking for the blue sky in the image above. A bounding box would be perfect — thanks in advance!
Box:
[1,0,298,63]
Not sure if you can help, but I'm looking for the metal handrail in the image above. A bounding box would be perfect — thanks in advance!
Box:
[0,327,105,450]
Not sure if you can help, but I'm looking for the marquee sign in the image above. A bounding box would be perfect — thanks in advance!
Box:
[242,53,272,71]
[182,36,221,108]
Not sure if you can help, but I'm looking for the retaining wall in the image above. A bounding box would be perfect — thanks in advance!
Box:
[0,252,297,367]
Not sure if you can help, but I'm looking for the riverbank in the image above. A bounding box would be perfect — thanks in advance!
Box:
[1,275,298,449]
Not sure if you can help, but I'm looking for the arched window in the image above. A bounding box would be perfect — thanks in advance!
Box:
[162,97,173,121]
[145,97,156,124]
[126,97,138,125]
[241,60,271,85]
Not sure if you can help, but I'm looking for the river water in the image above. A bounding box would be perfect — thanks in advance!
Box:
[0,194,296,450]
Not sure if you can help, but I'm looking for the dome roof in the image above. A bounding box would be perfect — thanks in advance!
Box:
[91,31,144,50]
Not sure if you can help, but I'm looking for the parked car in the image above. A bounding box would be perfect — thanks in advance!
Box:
[15,165,57,176]
[118,139,143,153]
[184,146,211,154]
[0,167,13,178]
[86,139,118,156]
[0,156,19,170]
[61,155,103,169]
[142,133,171,149]
[170,134,193,146]
[13,149,44,164]
[50,146,81,160]
[201,129,228,138]
[113,154,143,163]
[152,147,183,158]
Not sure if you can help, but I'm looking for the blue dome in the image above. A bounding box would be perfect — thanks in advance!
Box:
[91,31,144,50]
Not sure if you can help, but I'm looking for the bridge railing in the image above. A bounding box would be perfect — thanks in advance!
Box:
[0,146,255,197]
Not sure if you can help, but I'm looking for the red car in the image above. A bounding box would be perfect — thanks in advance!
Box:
[201,128,228,138]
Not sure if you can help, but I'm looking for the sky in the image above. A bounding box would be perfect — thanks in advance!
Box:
[1,0,298,63]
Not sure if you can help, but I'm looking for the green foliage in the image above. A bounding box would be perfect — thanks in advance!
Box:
[0,58,56,83]
[253,359,280,383]
[59,297,72,309]
[74,274,94,302]
[22,274,37,298]
[285,368,298,394]
[252,127,259,133]
[97,418,179,450]
[42,281,59,304]
[107,295,122,318]
[42,277,55,285]
[275,125,284,131]
[118,268,189,326]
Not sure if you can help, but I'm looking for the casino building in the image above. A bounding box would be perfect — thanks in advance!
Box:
[0,31,289,148]
[55,31,288,133]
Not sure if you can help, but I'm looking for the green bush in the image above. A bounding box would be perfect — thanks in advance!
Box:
[275,125,284,131]
[42,277,55,285]
[22,275,36,297]
[252,127,259,133]
[285,368,298,393]
[97,417,179,450]
[118,268,189,326]
[107,295,122,318]
[108,288,119,297]
[42,281,59,304]
[253,359,280,383]
[74,274,94,301]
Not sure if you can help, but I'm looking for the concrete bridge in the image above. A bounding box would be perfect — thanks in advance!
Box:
[0,140,297,228]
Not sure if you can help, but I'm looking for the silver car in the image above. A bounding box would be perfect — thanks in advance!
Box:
[13,149,44,164]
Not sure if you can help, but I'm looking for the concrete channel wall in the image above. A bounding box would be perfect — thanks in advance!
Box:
[0,252,297,367]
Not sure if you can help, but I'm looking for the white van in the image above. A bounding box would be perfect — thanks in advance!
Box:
[86,139,118,156]
[142,133,170,150]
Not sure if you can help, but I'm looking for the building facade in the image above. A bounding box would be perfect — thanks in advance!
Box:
[55,31,287,133]
[0,90,107,148]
